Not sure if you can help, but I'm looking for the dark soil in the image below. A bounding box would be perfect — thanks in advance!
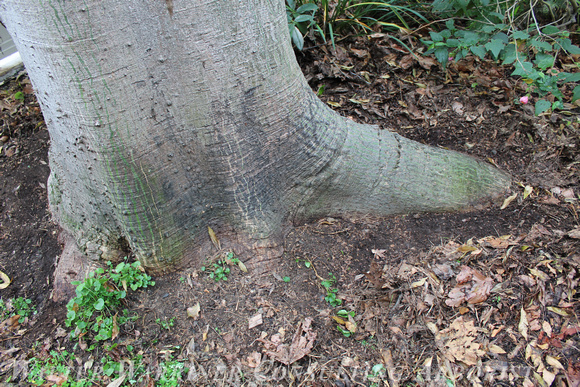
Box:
[0,37,578,386]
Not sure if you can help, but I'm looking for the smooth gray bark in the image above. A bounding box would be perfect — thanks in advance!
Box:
[0,0,510,278]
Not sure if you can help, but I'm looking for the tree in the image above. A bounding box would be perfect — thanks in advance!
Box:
[0,0,509,299]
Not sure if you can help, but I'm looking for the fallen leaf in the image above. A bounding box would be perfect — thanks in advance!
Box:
[246,351,261,368]
[547,306,572,317]
[106,374,126,387]
[500,193,518,209]
[546,355,564,370]
[435,317,484,366]
[237,260,248,273]
[187,302,201,319]
[248,313,263,329]
[371,249,387,259]
[523,185,533,199]
[519,308,528,340]
[445,266,494,306]
[411,277,428,288]
[568,227,580,239]
[111,314,119,340]
[0,271,10,289]
[260,318,316,365]
[489,344,506,354]
[208,226,220,250]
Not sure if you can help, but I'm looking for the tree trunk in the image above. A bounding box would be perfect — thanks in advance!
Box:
[0,0,510,293]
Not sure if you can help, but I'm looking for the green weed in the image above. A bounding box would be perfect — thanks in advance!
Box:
[65,260,154,342]
[321,272,342,307]
[0,297,37,323]
[158,357,188,387]
[156,316,176,330]
[201,252,240,281]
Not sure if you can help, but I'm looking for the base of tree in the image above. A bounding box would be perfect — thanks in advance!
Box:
[52,231,99,302]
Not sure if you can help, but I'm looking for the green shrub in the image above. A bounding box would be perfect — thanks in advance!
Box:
[423,3,580,115]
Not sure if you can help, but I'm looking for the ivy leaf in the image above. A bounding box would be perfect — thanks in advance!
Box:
[531,38,552,52]
[534,53,554,71]
[485,39,505,60]
[461,31,481,46]
[470,45,487,59]
[557,38,580,55]
[541,25,560,35]
[501,43,518,64]
[572,85,580,103]
[434,47,449,67]
[512,61,534,77]
[429,31,444,42]
[535,99,551,116]
[512,30,529,40]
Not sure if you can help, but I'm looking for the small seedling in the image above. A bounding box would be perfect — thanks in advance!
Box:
[283,276,291,283]
[321,273,342,307]
[0,297,37,323]
[368,363,386,387]
[201,252,241,281]
[158,356,188,387]
[295,258,311,268]
[156,317,175,330]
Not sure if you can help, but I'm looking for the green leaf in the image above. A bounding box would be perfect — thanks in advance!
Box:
[572,85,580,103]
[541,25,560,35]
[470,45,487,59]
[534,53,554,70]
[491,32,509,44]
[296,3,317,13]
[13,91,24,101]
[94,298,105,311]
[440,29,452,39]
[429,31,444,42]
[531,38,552,52]
[535,99,551,115]
[558,72,580,82]
[481,25,497,34]
[434,47,449,66]
[461,31,481,45]
[446,38,460,48]
[557,38,580,55]
[445,19,455,31]
[501,43,518,64]
[291,26,304,50]
[295,14,313,23]
[512,61,534,77]
[512,30,529,40]
[485,39,505,59]
[66,310,76,321]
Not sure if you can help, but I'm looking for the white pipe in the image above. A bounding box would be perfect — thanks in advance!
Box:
[0,51,23,77]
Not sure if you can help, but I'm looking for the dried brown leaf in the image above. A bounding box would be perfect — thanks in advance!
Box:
[446,266,494,306]
[500,193,518,209]
[0,271,10,289]
[248,313,263,329]
[519,308,528,340]
[208,226,220,250]
[260,318,316,365]
[187,302,201,319]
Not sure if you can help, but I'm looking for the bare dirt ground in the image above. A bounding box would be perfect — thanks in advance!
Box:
[0,36,578,386]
